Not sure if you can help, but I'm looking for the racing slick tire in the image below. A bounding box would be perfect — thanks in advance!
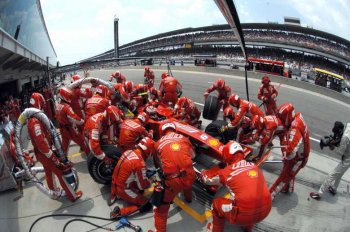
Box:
[203,95,219,120]
[205,120,236,144]
[87,145,122,185]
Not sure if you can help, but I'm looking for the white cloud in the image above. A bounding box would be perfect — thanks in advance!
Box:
[289,0,350,39]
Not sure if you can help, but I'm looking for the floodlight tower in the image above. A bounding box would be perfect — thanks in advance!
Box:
[114,16,119,58]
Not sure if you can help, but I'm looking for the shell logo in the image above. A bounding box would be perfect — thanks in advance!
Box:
[171,143,181,151]
[247,170,258,178]
[208,139,219,147]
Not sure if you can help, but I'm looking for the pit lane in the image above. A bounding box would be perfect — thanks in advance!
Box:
[1,68,349,232]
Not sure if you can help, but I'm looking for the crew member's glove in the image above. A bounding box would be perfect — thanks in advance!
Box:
[204,92,209,99]
[146,169,157,178]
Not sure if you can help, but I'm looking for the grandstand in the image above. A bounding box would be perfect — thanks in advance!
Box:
[82,23,350,80]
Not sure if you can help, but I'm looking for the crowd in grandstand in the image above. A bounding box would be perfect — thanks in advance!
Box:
[121,29,350,62]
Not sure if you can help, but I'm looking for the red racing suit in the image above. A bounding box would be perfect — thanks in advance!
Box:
[153,132,196,232]
[84,94,110,120]
[111,149,151,215]
[204,84,231,110]
[28,117,79,201]
[159,77,182,106]
[231,99,264,127]
[203,160,271,232]
[111,83,130,106]
[110,73,126,84]
[84,113,109,160]
[174,97,201,126]
[270,112,310,197]
[130,84,149,111]
[55,102,90,155]
[251,115,285,158]
[144,70,155,88]
[118,119,149,152]
[258,84,278,115]
[71,87,93,119]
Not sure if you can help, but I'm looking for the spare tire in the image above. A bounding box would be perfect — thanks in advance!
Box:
[205,120,237,144]
[203,95,219,120]
[87,145,122,185]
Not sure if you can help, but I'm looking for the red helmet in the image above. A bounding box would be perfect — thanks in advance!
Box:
[144,66,150,72]
[105,105,123,125]
[251,115,264,130]
[124,81,134,93]
[216,79,225,89]
[223,107,235,121]
[72,74,81,82]
[277,103,295,127]
[137,137,155,160]
[113,71,121,78]
[161,72,169,79]
[228,94,240,107]
[262,76,270,85]
[137,112,149,124]
[30,93,45,110]
[95,85,109,98]
[159,121,176,136]
[222,141,245,164]
[58,87,73,103]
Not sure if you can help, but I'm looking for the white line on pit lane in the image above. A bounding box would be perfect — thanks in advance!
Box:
[195,101,321,143]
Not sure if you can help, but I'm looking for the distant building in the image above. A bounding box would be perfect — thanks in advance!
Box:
[0,0,57,96]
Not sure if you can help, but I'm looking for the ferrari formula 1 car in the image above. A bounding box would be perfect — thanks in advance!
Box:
[86,103,270,191]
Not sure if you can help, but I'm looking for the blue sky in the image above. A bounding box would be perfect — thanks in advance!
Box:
[41,0,350,65]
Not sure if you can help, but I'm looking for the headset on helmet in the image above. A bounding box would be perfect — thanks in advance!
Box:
[30,93,45,110]
[223,107,235,121]
[95,85,109,98]
[251,115,264,130]
[105,105,123,125]
[216,79,225,88]
[222,141,244,164]
[159,121,176,136]
[262,76,270,85]
[137,137,155,160]
[58,87,73,103]
[161,72,169,79]
[137,112,149,124]
[228,94,240,107]
[277,103,295,127]
[72,74,81,82]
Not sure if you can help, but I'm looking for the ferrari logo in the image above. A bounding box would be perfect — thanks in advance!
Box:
[171,143,181,151]
[91,107,96,113]
[208,139,219,147]
[247,170,258,178]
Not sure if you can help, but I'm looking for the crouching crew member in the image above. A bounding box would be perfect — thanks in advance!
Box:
[110,137,155,217]
[202,141,271,232]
